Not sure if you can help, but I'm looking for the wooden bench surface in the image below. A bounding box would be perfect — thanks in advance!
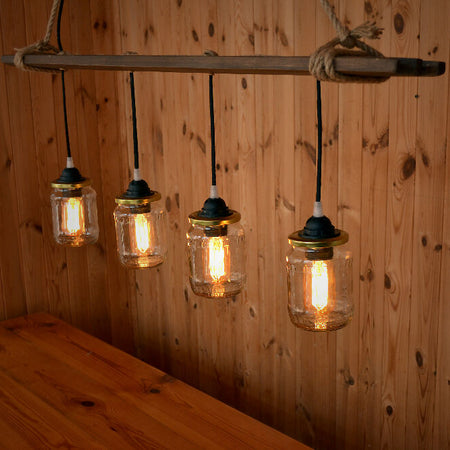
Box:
[0,313,309,449]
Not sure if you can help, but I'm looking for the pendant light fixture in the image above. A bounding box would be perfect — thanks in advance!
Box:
[187,74,245,298]
[50,0,99,247]
[286,81,353,331]
[114,72,167,269]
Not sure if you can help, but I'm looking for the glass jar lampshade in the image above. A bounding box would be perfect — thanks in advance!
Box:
[286,206,353,331]
[50,165,99,247]
[187,194,245,298]
[114,179,167,269]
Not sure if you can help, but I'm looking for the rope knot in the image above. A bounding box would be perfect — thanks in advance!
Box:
[309,0,389,83]
[340,33,356,49]
[13,0,62,74]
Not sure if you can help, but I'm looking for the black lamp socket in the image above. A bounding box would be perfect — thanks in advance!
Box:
[55,167,86,184]
[198,196,232,219]
[122,179,153,199]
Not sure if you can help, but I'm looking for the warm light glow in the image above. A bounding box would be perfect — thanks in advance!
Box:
[207,236,229,282]
[133,214,151,254]
[303,258,336,329]
[311,260,329,311]
[61,197,85,236]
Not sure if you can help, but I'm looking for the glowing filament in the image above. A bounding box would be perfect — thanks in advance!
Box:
[134,214,151,254]
[62,197,85,236]
[311,260,329,311]
[207,237,229,282]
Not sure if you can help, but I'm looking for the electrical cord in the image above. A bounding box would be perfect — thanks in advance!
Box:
[316,80,323,202]
[129,72,140,171]
[209,74,216,187]
[56,0,71,159]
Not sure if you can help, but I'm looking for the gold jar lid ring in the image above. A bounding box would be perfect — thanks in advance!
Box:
[288,230,349,248]
[115,191,161,205]
[188,210,241,226]
[51,178,92,189]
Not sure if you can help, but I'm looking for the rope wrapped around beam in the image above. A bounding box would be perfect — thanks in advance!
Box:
[309,0,389,83]
[14,0,62,73]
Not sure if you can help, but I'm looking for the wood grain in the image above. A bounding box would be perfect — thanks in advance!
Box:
[357,1,390,448]
[406,0,449,447]
[0,1,449,449]
[0,313,308,449]
[1,54,446,77]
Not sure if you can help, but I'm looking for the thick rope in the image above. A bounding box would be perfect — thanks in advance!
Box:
[309,0,389,83]
[14,0,62,73]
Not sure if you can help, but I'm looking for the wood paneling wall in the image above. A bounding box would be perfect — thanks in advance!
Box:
[0,1,448,448]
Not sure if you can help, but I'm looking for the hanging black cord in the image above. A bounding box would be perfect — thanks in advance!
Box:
[209,74,216,186]
[129,72,139,170]
[316,80,323,202]
[56,0,71,159]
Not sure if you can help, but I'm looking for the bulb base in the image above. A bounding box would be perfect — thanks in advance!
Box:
[189,196,241,227]
[51,166,91,189]
[199,197,232,219]
[300,215,339,240]
[115,179,161,205]
[289,214,348,248]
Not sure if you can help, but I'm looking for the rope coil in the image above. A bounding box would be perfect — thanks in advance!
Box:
[309,0,389,83]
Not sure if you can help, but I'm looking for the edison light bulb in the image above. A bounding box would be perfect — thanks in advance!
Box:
[50,182,99,247]
[114,200,166,269]
[207,236,230,282]
[133,214,151,254]
[61,197,86,236]
[302,258,337,330]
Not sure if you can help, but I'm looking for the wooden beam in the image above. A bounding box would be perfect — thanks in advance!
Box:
[1,54,445,77]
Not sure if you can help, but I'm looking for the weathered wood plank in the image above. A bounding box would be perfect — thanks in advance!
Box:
[1,54,445,77]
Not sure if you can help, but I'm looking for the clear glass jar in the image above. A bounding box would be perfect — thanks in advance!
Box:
[50,185,99,247]
[286,245,353,331]
[114,201,166,269]
[187,221,245,298]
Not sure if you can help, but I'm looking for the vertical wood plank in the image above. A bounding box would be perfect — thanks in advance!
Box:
[23,0,72,324]
[0,4,27,319]
[234,0,259,416]
[0,0,48,315]
[293,1,318,446]
[271,0,296,436]
[253,0,276,427]
[406,0,449,447]
[335,0,363,447]
[90,0,135,353]
[433,54,450,449]
[357,1,391,448]
[186,0,217,395]
[66,0,111,340]
[381,0,420,448]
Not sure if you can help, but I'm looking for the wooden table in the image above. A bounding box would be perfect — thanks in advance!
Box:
[0,313,308,449]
